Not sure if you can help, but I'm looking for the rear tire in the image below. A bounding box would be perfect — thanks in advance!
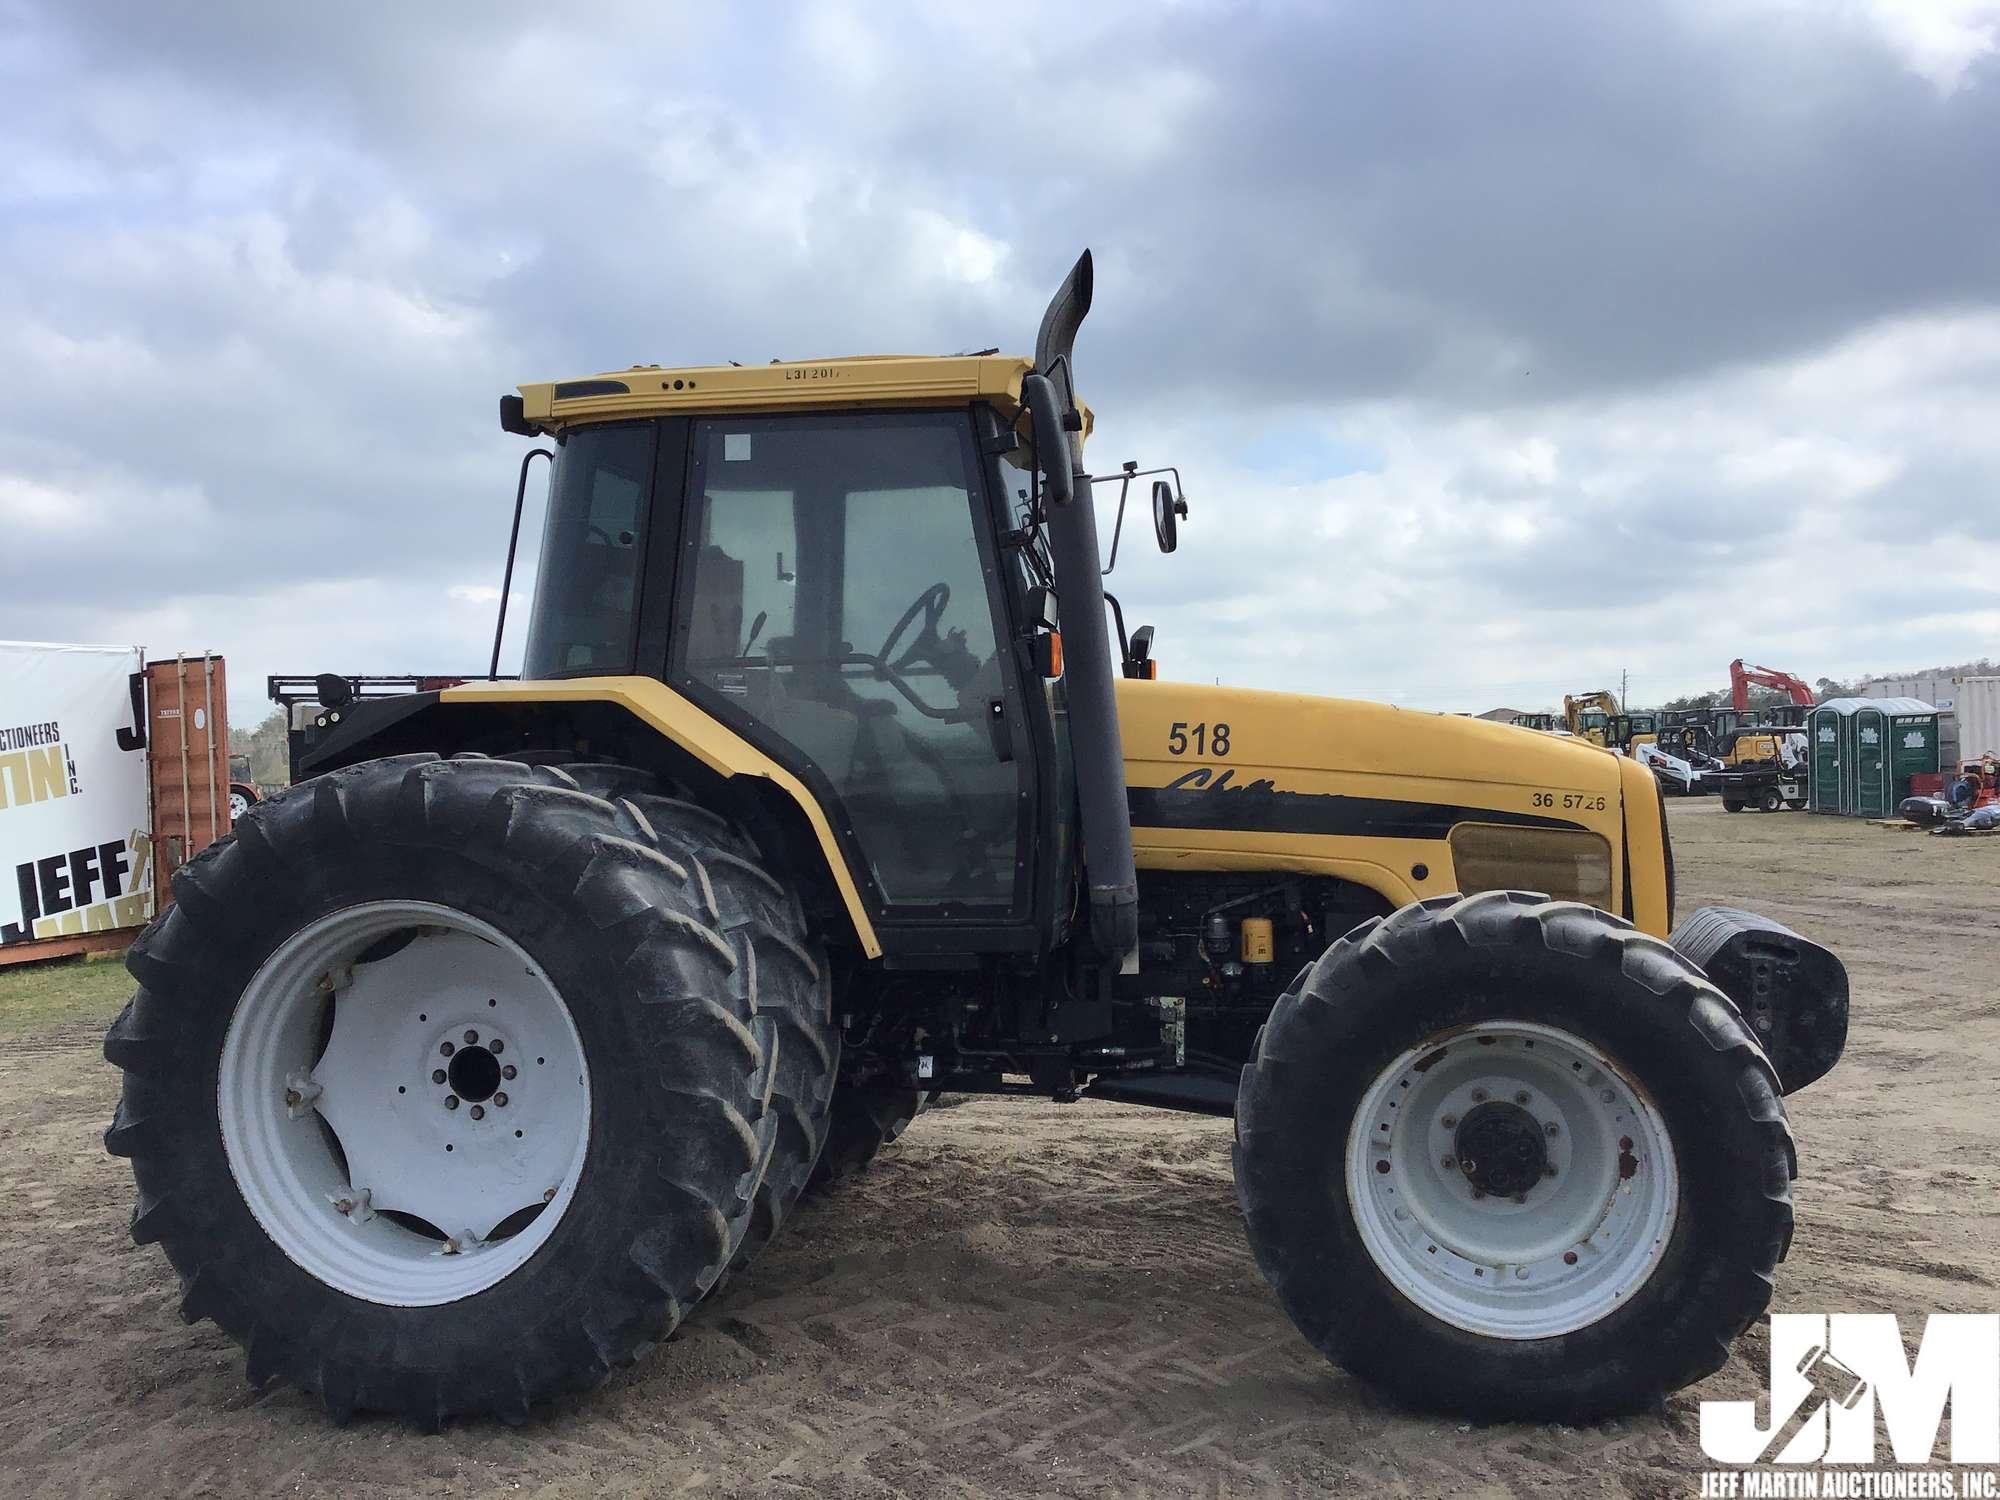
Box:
[103,754,808,1425]
[557,765,837,1270]
[1722,798,1745,813]
[807,1084,927,1189]
[1234,892,1795,1422]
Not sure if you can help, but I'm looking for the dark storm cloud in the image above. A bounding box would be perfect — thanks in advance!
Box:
[1125,2,2000,403]
[37,0,1996,398]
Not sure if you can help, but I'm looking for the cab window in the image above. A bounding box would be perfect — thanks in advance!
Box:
[676,413,1022,911]
[521,423,655,677]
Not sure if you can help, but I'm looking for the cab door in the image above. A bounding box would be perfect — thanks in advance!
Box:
[670,411,1039,941]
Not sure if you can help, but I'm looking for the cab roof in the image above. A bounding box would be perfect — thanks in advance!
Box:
[515,352,1087,434]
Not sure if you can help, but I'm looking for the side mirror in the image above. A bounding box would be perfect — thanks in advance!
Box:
[1021,373,1075,508]
[1152,479,1186,553]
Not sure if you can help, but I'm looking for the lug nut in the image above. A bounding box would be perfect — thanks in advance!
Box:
[470,1105,485,1120]
[445,1096,460,1110]
[1544,1121,1560,1137]
[494,1092,508,1107]
[489,1039,504,1055]
[1441,1156,1456,1170]
[432,1068,447,1085]
[440,1041,455,1057]
[1470,1088,1489,1103]
[543,1187,557,1203]
[1513,1091,1531,1106]
[501,1064,517,1080]
[464,1030,479,1045]
[1442,1114,1457,1129]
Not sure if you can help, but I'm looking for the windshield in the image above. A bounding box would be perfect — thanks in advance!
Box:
[521,422,656,678]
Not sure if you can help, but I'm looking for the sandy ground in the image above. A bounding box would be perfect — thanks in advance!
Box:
[1,798,1995,1497]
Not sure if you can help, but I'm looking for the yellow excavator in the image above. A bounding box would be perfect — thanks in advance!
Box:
[1562,690,1620,745]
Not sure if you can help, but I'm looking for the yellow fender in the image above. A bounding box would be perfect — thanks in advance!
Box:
[441,676,881,957]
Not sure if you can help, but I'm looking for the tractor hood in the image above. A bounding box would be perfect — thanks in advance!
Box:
[1112,677,1664,927]
[1117,680,1621,798]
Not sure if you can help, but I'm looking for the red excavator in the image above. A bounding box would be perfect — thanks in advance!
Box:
[1729,659,1815,715]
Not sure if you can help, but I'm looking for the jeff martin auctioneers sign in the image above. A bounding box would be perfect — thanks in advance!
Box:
[0,641,153,951]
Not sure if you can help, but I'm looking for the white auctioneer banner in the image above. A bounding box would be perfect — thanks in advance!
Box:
[0,641,153,951]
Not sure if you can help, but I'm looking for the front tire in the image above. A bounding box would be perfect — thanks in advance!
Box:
[103,755,808,1425]
[1233,892,1795,1422]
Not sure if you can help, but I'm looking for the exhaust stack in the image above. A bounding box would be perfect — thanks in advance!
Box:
[1033,251,1137,962]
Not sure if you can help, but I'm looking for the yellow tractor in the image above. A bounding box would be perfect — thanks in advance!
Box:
[104,253,1848,1428]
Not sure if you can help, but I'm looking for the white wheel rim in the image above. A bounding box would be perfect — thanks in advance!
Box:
[1346,1020,1678,1340]
[219,900,592,1306]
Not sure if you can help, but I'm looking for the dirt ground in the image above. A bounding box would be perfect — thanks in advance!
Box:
[2,798,1994,1497]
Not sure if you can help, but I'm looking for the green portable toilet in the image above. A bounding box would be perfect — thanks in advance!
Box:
[1807,698,1939,815]
[1808,705,1843,812]
[1853,705,1891,816]
[1886,703,1942,800]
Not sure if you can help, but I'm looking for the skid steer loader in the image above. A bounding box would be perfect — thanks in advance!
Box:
[104,252,1849,1428]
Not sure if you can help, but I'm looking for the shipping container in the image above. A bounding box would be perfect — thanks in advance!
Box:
[1948,676,2000,762]
[1856,673,2000,766]
[145,653,232,906]
[1806,697,1940,816]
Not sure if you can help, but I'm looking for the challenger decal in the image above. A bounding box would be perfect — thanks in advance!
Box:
[1128,768,1586,840]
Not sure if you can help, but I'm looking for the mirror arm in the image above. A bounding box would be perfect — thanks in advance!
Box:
[1099,464,1137,576]
[1103,590,1131,665]
[1021,373,1074,508]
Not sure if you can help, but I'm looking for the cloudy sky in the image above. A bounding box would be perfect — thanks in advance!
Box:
[4,0,1998,728]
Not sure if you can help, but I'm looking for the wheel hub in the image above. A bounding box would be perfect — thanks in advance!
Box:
[444,1036,503,1104]
[219,901,592,1306]
[1346,1020,1679,1340]
[1454,1101,1549,1198]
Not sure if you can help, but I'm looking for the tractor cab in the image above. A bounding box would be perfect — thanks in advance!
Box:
[482,253,1146,961]
[521,406,1038,919]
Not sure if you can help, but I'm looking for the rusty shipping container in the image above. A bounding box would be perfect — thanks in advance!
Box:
[146,653,231,909]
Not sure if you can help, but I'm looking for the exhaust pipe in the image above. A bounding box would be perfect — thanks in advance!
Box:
[1030,251,1137,962]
